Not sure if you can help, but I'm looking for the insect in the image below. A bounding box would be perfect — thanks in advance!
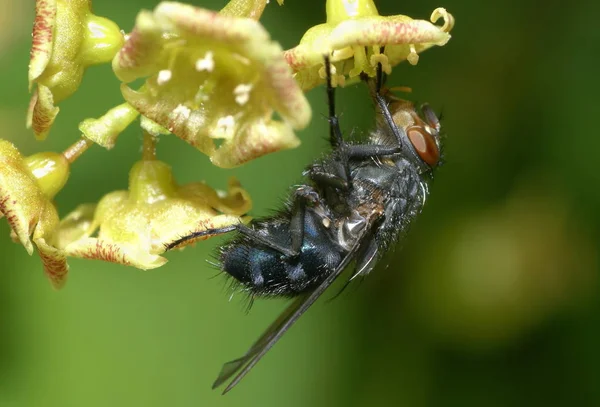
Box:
[167,56,443,393]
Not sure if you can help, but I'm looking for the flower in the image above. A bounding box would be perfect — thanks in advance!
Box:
[0,139,71,288]
[28,0,124,140]
[284,0,455,90]
[1,132,251,286]
[112,2,311,168]
[60,153,252,269]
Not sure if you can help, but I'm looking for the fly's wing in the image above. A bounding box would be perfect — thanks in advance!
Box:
[212,295,307,391]
[351,233,379,280]
[213,239,362,394]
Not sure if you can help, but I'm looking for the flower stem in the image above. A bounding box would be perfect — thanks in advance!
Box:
[142,131,157,161]
[220,0,269,19]
[63,138,93,163]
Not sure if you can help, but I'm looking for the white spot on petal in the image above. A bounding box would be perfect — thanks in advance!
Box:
[215,115,235,139]
[157,69,172,85]
[195,51,215,72]
[233,83,253,106]
[173,104,191,120]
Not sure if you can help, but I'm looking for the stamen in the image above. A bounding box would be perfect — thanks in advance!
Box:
[370,52,391,75]
[349,46,368,77]
[318,63,345,87]
[331,47,354,62]
[407,44,419,65]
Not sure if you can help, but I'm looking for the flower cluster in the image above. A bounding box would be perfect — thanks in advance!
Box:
[2,0,454,288]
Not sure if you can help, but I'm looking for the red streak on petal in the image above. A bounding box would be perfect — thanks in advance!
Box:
[116,28,145,70]
[0,192,27,239]
[39,248,68,288]
[30,0,56,63]
[79,240,130,265]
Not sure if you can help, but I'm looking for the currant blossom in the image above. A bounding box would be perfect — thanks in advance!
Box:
[59,135,252,269]
[28,0,124,139]
[284,0,455,89]
[113,2,311,168]
[0,139,90,288]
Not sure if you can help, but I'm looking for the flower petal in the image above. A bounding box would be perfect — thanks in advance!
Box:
[33,201,68,289]
[178,177,252,216]
[29,0,57,90]
[112,10,166,83]
[329,15,451,50]
[55,203,96,248]
[79,103,140,149]
[26,85,59,141]
[65,237,168,270]
[140,116,170,137]
[0,140,44,253]
[284,24,335,72]
[209,119,300,168]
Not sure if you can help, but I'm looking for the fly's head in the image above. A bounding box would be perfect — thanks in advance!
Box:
[377,88,443,173]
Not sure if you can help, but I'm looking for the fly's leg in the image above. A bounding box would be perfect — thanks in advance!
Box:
[237,186,323,257]
[346,144,402,158]
[289,186,322,254]
[324,55,344,150]
[306,166,349,190]
[165,224,238,250]
[360,47,406,148]
[324,56,352,187]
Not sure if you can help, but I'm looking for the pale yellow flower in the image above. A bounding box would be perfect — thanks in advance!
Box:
[0,139,72,288]
[27,0,124,140]
[61,155,252,269]
[112,2,311,168]
[284,0,455,90]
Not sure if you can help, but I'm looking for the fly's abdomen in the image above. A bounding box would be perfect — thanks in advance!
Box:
[221,217,344,297]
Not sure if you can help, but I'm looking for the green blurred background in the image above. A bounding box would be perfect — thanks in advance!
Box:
[1,0,599,406]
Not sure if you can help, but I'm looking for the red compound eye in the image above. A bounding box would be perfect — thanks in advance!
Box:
[407,126,440,166]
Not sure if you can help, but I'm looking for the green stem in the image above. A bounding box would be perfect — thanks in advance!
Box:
[142,131,157,161]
